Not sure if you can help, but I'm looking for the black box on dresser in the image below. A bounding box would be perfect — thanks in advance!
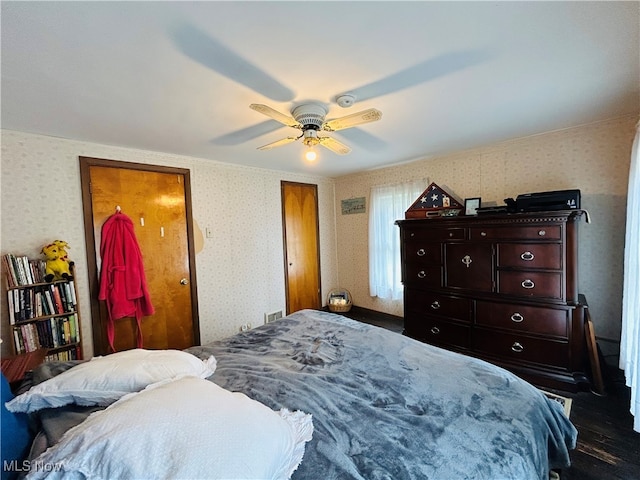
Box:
[396,210,590,392]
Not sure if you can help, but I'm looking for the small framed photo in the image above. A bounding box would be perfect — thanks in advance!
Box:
[465,197,481,216]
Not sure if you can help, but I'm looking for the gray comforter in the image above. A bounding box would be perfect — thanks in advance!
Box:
[186,309,577,480]
[28,309,576,479]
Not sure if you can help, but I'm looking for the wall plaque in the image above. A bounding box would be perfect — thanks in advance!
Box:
[341,197,366,215]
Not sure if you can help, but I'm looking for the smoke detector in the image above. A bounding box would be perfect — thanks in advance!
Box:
[336,94,356,108]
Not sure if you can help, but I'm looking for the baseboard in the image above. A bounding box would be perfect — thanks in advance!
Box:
[347,305,404,322]
[323,305,404,333]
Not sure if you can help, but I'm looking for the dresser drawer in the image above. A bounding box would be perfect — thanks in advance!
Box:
[444,243,493,292]
[476,301,568,337]
[404,227,466,242]
[405,313,471,349]
[404,242,442,265]
[497,243,562,269]
[470,225,561,241]
[403,265,442,288]
[497,271,562,300]
[474,328,569,369]
[404,290,472,322]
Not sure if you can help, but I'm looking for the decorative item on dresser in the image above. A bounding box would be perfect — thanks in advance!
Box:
[3,254,82,362]
[396,209,591,391]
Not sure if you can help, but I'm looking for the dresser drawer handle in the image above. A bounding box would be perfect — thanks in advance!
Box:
[430,326,440,335]
[430,301,441,310]
[520,251,535,261]
[417,270,427,279]
[510,312,524,323]
[538,230,546,236]
[511,342,524,353]
[417,248,426,257]
[521,279,535,289]
[480,231,487,237]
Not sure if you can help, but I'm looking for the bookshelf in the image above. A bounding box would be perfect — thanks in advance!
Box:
[4,253,82,362]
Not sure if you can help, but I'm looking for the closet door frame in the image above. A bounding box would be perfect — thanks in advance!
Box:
[79,156,200,354]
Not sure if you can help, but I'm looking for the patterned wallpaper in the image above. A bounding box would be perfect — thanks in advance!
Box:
[334,115,637,357]
[0,131,338,358]
[1,115,635,360]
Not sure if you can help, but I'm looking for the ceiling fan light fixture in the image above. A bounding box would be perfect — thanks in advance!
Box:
[305,149,317,162]
[302,129,320,147]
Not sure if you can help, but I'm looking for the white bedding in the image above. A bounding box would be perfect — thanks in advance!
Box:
[7,349,217,414]
[26,376,313,480]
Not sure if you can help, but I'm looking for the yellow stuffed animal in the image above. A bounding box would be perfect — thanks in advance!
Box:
[41,241,72,282]
[52,240,73,266]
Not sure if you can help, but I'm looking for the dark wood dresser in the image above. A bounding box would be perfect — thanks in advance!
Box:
[396,210,589,391]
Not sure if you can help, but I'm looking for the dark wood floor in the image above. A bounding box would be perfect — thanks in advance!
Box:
[339,306,640,480]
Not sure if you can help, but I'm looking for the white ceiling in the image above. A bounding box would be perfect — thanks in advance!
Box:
[2,1,639,177]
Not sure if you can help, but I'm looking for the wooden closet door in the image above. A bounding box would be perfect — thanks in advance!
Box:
[81,158,200,355]
[281,181,321,314]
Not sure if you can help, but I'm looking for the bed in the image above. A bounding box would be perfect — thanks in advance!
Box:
[8,309,576,479]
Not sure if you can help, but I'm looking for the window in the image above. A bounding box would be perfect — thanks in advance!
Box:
[620,120,640,432]
[369,180,424,300]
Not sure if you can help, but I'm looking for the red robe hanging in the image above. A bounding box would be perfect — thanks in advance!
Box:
[98,211,154,351]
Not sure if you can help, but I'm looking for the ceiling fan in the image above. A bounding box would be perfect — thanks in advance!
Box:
[249,97,382,156]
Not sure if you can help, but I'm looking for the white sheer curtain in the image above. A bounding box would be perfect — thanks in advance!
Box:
[620,119,640,433]
[369,180,424,300]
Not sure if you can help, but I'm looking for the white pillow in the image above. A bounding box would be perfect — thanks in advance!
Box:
[26,376,313,480]
[6,349,216,413]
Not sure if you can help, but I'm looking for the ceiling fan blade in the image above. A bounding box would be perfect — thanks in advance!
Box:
[250,104,300,128]
[344,50,490,103]
[337,128,387,152]
[212,121,285,146]
[323,108,382,132]
[172,25,295,102]
[319,137,351,155]
[256,136,299,151]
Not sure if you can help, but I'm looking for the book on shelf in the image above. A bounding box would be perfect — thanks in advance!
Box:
[68,280,77,305]
[3,254,17,288]
[60,282,74,311]
[12,314,80,354]
[51,284,64,314]
[10,254,26,286]
[68,313,77,343]
[45,347,79,363]
[7,290,15,324]
[4,254,48,287]
[18,324,34,353]
[44,289,55,316]
[23,256,34,285]
[4,253,81,360]
[6,285,72,324]
[15,255,29,286]
[13,329,23,354]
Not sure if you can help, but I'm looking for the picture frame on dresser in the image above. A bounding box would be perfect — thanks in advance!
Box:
[464,197,481,216]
